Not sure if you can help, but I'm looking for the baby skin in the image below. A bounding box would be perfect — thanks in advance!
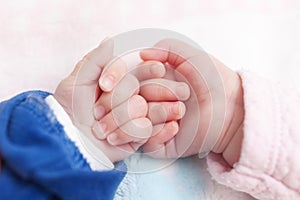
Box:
[134,39,300,199]
[2,37,299,200]
[54,38,190,164]
[56,38,244,168]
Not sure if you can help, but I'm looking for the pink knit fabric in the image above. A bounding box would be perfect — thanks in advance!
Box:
[207,71,300,199]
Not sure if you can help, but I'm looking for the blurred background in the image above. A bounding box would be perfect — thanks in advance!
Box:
[0,1,299,199]
[0,0,299,100]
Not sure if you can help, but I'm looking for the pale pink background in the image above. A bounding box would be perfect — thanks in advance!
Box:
[1,0,300,101]
[1,1,299,199]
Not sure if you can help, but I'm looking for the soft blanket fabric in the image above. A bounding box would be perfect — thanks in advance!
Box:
[116,155,254,199]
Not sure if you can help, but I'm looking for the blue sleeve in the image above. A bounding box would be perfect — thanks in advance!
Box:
[0,91,126,200]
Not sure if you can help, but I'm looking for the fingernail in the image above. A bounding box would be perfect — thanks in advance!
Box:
[178,102,186,116]
[100,74,114,91]
[94,105,105,119]
[92,123,107,139]
[107,132,119,145]
[175,84,190,100]
[167,121,179,135]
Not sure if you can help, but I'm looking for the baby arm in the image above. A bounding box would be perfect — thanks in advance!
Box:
[140,38,300,199]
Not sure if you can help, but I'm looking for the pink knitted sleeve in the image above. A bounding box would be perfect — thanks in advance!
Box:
[207,71,300,200]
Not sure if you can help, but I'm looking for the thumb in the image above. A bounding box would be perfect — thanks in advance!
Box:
[140,38,200,68]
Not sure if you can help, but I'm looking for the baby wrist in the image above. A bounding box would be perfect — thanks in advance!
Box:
[222,126,243,166]
[219,74,245,166]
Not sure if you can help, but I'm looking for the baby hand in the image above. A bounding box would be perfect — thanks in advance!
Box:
[95,60,190,161]
[54,39,150,163]
[55,38,189,163]
[140,39,244,164]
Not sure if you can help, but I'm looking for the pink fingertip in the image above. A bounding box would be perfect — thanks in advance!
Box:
[107,133,119,145]
[100,74,114,91]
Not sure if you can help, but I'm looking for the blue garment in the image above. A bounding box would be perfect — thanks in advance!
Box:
[0,91,126,200]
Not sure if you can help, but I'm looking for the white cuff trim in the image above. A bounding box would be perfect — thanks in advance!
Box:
[45,95,114,171]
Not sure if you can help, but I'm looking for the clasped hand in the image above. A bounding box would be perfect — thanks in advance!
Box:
[55,38,244,165]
